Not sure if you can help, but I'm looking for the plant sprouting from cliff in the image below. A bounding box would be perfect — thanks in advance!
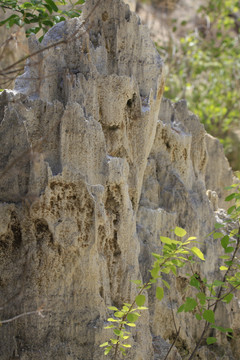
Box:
[101,177,240,359]
[100,226,205,358]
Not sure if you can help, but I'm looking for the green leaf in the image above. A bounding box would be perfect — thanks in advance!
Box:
[100,342,109,347]
[214,223,224,229]
[160,236,173,244]
[203,310,215,324]
[135,295,146,307]
[225,247,234,253]
[156,287,164,301]
[220,266,228,271]
[190,277,200,290]
[45,0,58,11]
[152,253,162,260]
[114,311,124,318]
[137,306,148,310]
[187,236,197,241]
[230,228,239,236]
[184,297,198,312]
[213,232,223,239]
[111,338,118,344]
[211,324,233,333]
[162,279,170,289]
[190,247,205,260]
[43,3,53,13]
[212,280,225,287]
[197,292,206,305]
[108,306,119,311]
[120,347,126,355]
[104,346,112,355]
[150,278,156,284]
[225,193,237,201]
[21,2,34,9]
[126,322,136,327]
[172,259,185,267]
[121,344,131,348]
[113,329,122,336]
[42,19,54,26]
[0,14,19,26]
[227,205,236,214]
[225,185,238,190]
[177,304,185,313]
[127,313,139,323]
[170,265,177,276]
[132,280,142,285]
[151,266,159,279]
[207,337,217,345]
[174,226,187,237]
[195,313,202,321]
[221,235,229,249]
[107,318,120,322]
[104,325,115,329]
[222,293,233,304]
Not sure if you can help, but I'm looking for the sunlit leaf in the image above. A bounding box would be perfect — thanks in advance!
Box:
[174,226,187,237]
[156,287,164,301]
[114,311,124,318]
[162,279,170,289]
[104,346,112,355]
[100,342,108,347]
[108,306,119,311]
[135,295,146,307]
[190,247,205,260]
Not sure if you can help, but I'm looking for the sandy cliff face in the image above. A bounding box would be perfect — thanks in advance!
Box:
[0,1,238,359]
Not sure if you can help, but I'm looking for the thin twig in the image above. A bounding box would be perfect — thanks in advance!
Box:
[170,297,178,333]
[188,322,209,360]
[0,306,50,324]
[163,326,181,360]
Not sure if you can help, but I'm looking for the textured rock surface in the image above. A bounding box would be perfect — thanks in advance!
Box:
[0,1,239,359]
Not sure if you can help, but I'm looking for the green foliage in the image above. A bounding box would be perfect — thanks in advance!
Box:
[159,0,240,165]
[0,0,83,41]
[100,227,205,358]
[101,175,240,358]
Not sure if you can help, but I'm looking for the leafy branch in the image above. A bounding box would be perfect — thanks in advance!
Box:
[100,227,205,358]
[101,176,240,359]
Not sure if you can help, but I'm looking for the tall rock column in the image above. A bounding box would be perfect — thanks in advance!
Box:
[0,0,164,359]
